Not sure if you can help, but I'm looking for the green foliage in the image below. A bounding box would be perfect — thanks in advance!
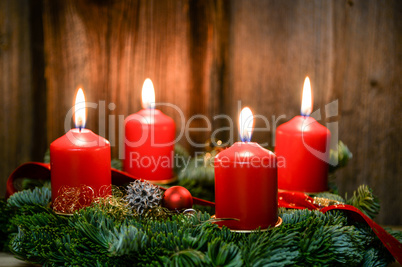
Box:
[206,239,242,267]
[315,192,345,203]
[280,210,363,266]
[329,141,353,173]
[174,143,191,174]
[0,199,16,251]
[387,228,402,243]
[20,178,51,191]
[177,150,215,187]
[3,168,398,267]
[239,228,299,266]
[111,159,123,170]
[346,184,380,219]
[7,187,51,208]
[176,148,215,214]
[109,224,148,256]
[43,149,50,163]
[362,247,390,267]
[4,191,398,266]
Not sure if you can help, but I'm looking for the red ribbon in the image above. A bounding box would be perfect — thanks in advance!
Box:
[6,162,401,263]
[278,191,402,263]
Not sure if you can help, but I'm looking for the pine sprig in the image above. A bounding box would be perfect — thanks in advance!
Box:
[174,143,191,174]
[315,192,345,203]
[363,247,392,267]
[205,238,243,267]
[168,249,206,266]
[329,141,353,173]
[7,187,51,208]
[109,224,148,256]
[240,229,299,266]
[346,184,380,219]
[0,200,15,251]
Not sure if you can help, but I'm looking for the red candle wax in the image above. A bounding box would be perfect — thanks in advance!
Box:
[124,108,175,182]
[275,116,330,192]
[275,77,331,193]
[50,128,111,202]
[214,142,278,230]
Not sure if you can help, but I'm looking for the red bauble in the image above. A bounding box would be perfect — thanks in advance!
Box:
[162,186,193,210]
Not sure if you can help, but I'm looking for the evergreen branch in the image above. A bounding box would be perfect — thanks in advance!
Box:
[362,247,391,267]
[246,229,299,267]
[178,151,215,186]
[205,239,242,267]
[329,141,353,173]
[314,192,345,203]
[0,200,16,251]
[346,185,380,219]
[174,144,190,174]
[7,187,51,208]
[109,224,148,256]
[2,184,397,266]
[10,211,66,229]
[111,159,123,171]
[168,249,206,266]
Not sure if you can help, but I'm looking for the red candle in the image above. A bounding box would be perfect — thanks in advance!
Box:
[275,77,331,192]
[50,88,111,202]
[124,79,175,183]
[214,107,278,231]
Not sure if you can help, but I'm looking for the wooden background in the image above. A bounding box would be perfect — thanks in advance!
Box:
[0,0,400,225]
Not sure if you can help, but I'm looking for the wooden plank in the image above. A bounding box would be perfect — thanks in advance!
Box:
[331,0,402,225]
[0,0,44,197]
[228,0,334,146]
[228,0,401,224]
[43,0,223,156]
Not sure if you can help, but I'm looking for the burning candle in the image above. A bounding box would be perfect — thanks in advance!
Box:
[124,78,175,183]
[50,88,111,202]
[275,77,331,192]
[214,107,278,231]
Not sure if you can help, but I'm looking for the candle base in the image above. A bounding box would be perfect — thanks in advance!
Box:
[211,216,282,233]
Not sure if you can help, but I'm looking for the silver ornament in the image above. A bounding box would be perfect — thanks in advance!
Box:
[124,180,162,215]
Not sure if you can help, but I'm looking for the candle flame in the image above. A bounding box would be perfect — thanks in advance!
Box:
[301,76,313,116]
[74,88,86,129]
[239,107,254,142]
[142,78,155,109]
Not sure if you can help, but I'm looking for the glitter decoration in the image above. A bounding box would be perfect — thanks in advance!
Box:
[98,184,113,198]
[124,180,163,215]
[93,185,131,221]
[52,185,95,214]
[313,197,343,208]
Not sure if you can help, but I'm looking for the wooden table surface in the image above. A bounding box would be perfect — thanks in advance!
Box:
[0,253,36,267]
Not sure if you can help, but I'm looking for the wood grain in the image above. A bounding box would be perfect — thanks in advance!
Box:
[331,0,402,225]
[1,0,400,224]
[227,0,401,224]
[0,0,46,197]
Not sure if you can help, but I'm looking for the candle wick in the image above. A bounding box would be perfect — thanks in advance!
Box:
[302,114,309,119]
[79,126,82,132]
